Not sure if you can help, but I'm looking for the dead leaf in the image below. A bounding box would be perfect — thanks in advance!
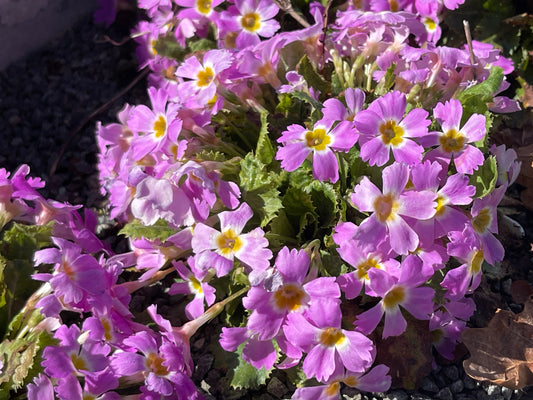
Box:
[511,281,533,305]
[462,297,533,389]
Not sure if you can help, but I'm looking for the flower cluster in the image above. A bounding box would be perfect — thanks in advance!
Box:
[0,0,524,399]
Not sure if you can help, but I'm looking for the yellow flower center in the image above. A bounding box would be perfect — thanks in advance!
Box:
[305,128,331,151]
[273,283,306,311]
[319,327,346,347]
[216,229,243,256]
[356,258,380,280]
[424,17,437,31]
[435,194,447,216]
[380,120,404,146]
[83,395,96,400]
[472,208,491,233]
[344,375,358,387]
[196,0,212,14]
[146,352,169,376]
[241,12,261,32]
[373,193,399,223]
[325,382,341,397]
[70,353,87,371]
[469,249,484,275]
[389,0,399,11]
[431,327,444,343]
[102,317,113,341]
[197,66,215,87]
[62,261,75,279]
[440,129,466,153]
[189,276,203,294]
[383,286,405,309]
[153,115,166,138]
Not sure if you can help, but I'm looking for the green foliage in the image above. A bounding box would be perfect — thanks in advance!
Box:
[298,56,330,100]
[255,111,275,165]
[230,343,275,390]
[469,155,498,198]
[458,66,504,124]
[119,219,177,242]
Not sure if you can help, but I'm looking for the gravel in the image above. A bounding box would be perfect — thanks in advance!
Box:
[2,10,533,400]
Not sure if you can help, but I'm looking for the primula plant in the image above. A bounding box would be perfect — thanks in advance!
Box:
[0,0,528,398]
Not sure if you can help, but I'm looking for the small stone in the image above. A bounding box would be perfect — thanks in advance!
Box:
[421,376,440,393]
[443,365,459,382]
[341,387,361,400]
[450,379,464,393]
[501,278,512,295]
[500,386,512,400]
[385,389,408,400]
[266,376,289,399]
[436,387,453,400]
[8,115,20,125]
[486,384,501,396]
[464,375,478,390]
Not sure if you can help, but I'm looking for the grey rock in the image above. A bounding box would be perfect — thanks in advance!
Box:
[464,375,479,390]
[500,387,512,400]
[267,376,289,399]
[450,379,465,394]
[486,385,501,396]
[443,365,460,382]
[436,387,453,400]
[384,389,408,400]
[421,376,440,393]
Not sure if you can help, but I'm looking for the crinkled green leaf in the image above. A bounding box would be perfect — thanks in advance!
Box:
[239,154,277,192]
[282,187,316,217]
[458,67,504,123]
[0,222,53,261]
[266,210,297,249]
[230,343,274,389]
[255,111,275,165]
[153,35,188,62]
[307,180,339,229]
[118,219,177,242]
[243,187,283,228]
[470,155,498,198]
[291,91,324,113]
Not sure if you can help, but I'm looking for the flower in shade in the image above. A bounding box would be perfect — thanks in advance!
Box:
[354,255,435,339]
[276,118,358,183]
[284,298,375,382]
[191,202,272,277]
[350,162,437,255]
[292,364,391,399]
[420,99,486,174]
[354,91,429,166]
[176,49,233,106]
[168,258,216,320]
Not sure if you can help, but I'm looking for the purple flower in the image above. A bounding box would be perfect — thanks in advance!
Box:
[276,118,358,183]
[354,255,435,338]
[420,99,486,174]
[350,162,437,255]
[284,299,375,382]
[168,258,216,320]
[220,0,280,49]
[354,91,429,166]
[192,202,272,276]
[243,247,340,340]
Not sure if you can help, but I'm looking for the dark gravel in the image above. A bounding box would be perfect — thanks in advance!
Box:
[1,10,533,400]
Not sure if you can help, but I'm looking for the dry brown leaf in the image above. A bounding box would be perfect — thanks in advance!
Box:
[462,298,533,389]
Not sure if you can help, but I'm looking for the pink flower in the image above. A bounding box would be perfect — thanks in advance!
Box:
[420,99,486,174]
[292,364,391,399]
[243,247,340,340]
[354,91,429,166]
[168,258,216,320]
[220,0,280,49]
[176,49,233,106]
[355,255,435,339]
[276,118,358,183]
[191,202,272,276]
[284,299,375,382]
[350,162,437,255]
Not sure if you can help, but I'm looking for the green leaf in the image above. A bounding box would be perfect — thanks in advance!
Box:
[469,155,498,198]
[239,154,275,192]
[255,111,275,165]
[243,187,284,228]
[458,66,504,123]
[118,219,177,242]
[298,55,330,99]
[230,343,274,389]
[153,35,188,62]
